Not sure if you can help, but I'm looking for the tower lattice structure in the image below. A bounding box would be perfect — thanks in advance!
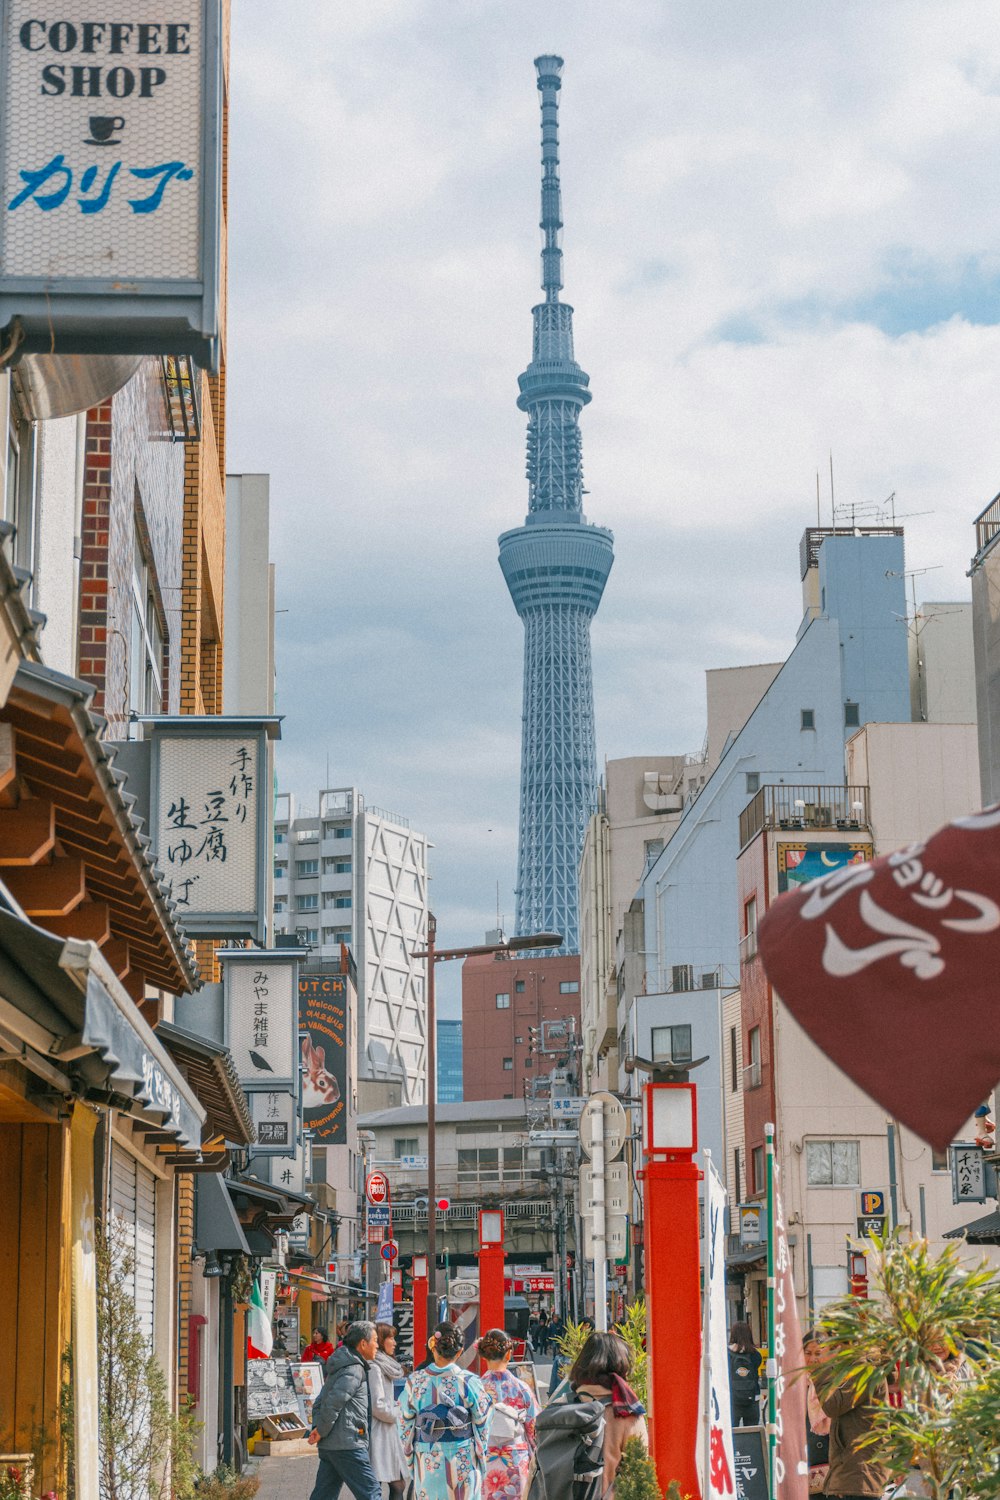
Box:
[499,55,614,954]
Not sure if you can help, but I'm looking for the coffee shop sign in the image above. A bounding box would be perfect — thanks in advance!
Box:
[0,2,224,366]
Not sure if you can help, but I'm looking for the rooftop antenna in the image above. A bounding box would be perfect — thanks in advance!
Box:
[816,471,820,527]
[829,451,835,529]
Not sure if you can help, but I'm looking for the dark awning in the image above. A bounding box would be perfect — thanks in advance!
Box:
[0,901,204,1150]
[227,1175,314,1222]
[943,1209,1000,1243]
[726,1245,768,1269]
[195,1172,250,1255]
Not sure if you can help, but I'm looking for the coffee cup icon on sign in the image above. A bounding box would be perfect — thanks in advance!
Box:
[85,116,125,146]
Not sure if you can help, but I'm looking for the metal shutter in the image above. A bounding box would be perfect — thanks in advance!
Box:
[110,1143,157,1347]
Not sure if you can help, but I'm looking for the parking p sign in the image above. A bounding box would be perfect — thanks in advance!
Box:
[859,1190,886,1218]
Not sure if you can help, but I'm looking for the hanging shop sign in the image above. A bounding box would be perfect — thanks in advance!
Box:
[0,0,224,366]
[248,1088,296,1156]
[299,971,348,1146]
[222,949,299,1090]
[144,716,279,941]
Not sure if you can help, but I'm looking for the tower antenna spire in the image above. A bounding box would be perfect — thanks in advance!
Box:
[498,57,614,954]
[535,54,565,303]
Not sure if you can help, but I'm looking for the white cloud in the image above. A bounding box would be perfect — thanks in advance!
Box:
[229,0,1000,955]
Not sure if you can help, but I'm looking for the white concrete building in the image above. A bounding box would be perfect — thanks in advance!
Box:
[274,787,429,1103]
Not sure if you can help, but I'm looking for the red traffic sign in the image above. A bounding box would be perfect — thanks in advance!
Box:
[366,1171,390,1206]
[380,1239,399,1262]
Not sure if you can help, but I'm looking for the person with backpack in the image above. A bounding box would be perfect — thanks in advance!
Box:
[398,1321,493,1499]
[727,1321,762,1427]
[527,1330,647,1500]
[478,1328,538,1498]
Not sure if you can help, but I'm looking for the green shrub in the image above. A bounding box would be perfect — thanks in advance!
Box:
[194,1466,259,1500]
[614,1438,662,1500]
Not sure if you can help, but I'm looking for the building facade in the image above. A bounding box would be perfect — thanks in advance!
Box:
[273,787,429,1103]
[461,949,581,1103]
[498,56,613,955]
[437,1018,464,1103]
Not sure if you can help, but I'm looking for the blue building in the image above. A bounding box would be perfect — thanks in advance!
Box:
[638,527,911,996]
[437,1018,463,1103]
[499,56,613,954]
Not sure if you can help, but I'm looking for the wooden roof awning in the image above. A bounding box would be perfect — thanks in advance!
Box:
[157,1020,255,1148]
[0,660,198,995]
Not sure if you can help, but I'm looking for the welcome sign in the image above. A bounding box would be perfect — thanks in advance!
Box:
[0,0,223,364]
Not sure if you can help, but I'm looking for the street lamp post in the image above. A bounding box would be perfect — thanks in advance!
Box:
[414,920,561,1346]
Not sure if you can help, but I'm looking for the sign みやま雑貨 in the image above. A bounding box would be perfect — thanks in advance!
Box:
[0,1,223,366]
[299,972,349,1147]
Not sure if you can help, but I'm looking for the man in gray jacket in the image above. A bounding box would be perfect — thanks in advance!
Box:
[307,1321,381,1500]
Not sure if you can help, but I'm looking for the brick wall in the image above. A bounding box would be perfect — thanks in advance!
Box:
[77,363,185,729]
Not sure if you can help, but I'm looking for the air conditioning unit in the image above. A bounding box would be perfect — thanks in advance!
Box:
[700,970,719,990]
[671,964,695,992]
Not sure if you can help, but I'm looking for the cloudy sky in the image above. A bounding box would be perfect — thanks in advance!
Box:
[226,2,1000,1014]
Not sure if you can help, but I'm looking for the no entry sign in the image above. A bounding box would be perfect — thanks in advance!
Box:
[366,1171,390,1205]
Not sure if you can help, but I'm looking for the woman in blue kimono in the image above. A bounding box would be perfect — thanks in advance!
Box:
[399,1322,493,1500]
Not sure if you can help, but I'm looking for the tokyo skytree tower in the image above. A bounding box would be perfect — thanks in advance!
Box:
[498,55,614,954]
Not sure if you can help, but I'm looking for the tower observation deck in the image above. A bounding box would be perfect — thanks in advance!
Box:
[498,55,614,954]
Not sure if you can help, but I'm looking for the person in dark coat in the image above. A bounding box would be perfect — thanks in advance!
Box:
[820,1377,890,1499]
[727,1321,762,1427]
[308,1320,381,1500]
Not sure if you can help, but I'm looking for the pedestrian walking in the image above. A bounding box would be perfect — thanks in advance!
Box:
[818,1373,889,1500]
[398,1322,492,1500]
[478,1328,538,1499]
[307,1320,382,1500]
[727,1321,762,1427]
[802,1331,830,1494]
[529,1330,647,1500]
[536,1311,549,1356]
[369,1322,409,1500]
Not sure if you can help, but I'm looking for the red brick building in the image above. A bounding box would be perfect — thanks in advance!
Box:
[461,950,582,1101]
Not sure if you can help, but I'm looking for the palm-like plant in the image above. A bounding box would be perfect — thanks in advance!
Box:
[812,1234,1000,1499]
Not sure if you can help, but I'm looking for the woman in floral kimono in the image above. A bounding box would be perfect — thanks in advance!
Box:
[399,1322,493,1500]
[478,1328,538,1499]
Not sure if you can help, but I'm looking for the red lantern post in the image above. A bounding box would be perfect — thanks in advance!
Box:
[637,1082,702,1498]
[478,1208,506,1369]
[412,1254,429,1364]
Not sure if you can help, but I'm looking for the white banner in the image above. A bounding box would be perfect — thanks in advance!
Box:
[698,1153,738,1499]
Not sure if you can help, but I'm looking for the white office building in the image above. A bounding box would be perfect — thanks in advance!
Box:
[273,787,429,1103]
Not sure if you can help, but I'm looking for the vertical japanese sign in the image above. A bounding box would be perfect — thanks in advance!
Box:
[766,1128,808,1500]
[225,952,297,1083]
[249,1089,296,1155]
[150,721,273,940]
[698,1153,737,1500]
[0,0,223,365]
[299,971,348,1146]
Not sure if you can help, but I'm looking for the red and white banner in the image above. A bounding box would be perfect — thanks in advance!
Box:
[698,1154,737,1500]
[759,808,1000,1150]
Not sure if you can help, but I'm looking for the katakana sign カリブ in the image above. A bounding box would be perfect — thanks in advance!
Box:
[0,0,223,366]
[145,718,278,941]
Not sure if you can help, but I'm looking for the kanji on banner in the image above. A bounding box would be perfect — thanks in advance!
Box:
[698,1153,737,1500]
[758,808,1000,1150]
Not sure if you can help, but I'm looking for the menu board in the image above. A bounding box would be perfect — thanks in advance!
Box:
[246,1359,303,1422]
[290,1363,325,1424]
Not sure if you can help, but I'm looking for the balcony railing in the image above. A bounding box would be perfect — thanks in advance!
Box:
[739,784,869,850]
[974,491,1000,561]
[743,1060,762,1091]
[391,1198,553,1222]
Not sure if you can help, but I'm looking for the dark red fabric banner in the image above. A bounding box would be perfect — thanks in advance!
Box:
[758,806,1000,1151]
